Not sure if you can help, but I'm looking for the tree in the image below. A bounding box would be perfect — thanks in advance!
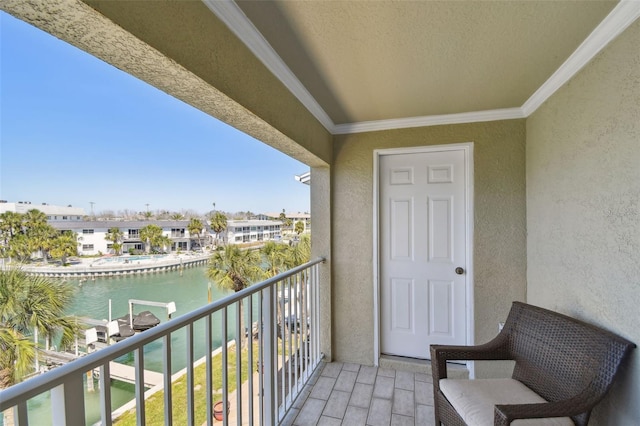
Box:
[0,269,80,394]
[207,246,263,348]
[157,235,172,253]
[49,232,79,266]
[261,242,290,330]
[294,220,305,235]
[0,328,34,389]
[0,211,23,245]
[139,224,164,254]
[284,233,311,270]
[105,227,124,255]
[170,213,184,220]
[187,218,204,251]
[284,218,293,234]
[209,212,228,247]
[142,211,154,221]
[11,209,56,264]
[261,241,289,278]
[5,234,31,263]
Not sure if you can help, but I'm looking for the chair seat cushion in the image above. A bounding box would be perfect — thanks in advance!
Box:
[439,378,574,426]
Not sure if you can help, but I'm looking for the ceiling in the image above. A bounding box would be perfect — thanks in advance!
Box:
[201,0,639,134]
[5,0,636,137]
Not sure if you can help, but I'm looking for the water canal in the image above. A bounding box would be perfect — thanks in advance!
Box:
[20,265,246,425]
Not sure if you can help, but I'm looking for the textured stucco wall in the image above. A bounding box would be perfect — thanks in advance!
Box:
[0,0,332,168]
[332,120,527,375]
[526,20,640,425]
[310,167,333,360]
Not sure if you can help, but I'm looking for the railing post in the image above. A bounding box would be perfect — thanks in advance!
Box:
[100,362,113,426]
[50,374,85,425]
[14,401,29,426]
[262,286,276,425]
[134,348,146,425]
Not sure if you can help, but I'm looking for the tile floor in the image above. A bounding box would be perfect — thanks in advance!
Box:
[282,362,436,426]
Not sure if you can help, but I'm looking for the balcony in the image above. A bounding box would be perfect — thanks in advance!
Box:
[0,258,325,425]
[284,362,436,426]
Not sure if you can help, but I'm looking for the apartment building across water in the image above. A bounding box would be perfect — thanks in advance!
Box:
[49,218,285,256]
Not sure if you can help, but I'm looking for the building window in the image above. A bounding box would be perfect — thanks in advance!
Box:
[171,228,185,238]
[82,244,94,250]
[128,229,140,238]
[82,229,94,234]
[62,216,68,220]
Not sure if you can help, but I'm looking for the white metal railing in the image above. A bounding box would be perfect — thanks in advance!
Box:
[0,257,325,425]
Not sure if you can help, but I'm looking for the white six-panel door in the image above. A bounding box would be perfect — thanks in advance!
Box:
[379,147,468,359]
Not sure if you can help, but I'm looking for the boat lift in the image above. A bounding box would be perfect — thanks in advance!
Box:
[128,299,177,328]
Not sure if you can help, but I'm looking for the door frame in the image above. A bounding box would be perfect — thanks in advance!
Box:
[373,143,475,374]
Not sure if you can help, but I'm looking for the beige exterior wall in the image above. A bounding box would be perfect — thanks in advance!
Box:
[526,20,640,424]
[332,120,527,376]
[310,167,333,361]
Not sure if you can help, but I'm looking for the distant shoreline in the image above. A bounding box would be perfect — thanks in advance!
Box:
[6,252,212,279]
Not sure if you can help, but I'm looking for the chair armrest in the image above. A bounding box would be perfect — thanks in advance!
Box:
[430,334,510,381]
[494,394,598,426]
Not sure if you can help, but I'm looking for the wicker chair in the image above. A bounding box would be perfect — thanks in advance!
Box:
[431,301,636,426]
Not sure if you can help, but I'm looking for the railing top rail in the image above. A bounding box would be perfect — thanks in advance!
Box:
[0,257,325,410]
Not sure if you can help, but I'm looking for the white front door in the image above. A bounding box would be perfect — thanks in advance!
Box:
[379,146,470,359]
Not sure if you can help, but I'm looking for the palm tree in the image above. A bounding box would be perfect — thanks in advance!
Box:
[187,218,204,251]
[284,218,293,235]
[0,328,34,388]
[139,224,163,254]
[157,235,172,253]
[104,227,124,255]
[0,269,80,391]
[22,209,47,231]
[209,212,228,247]
[0,211,23,245]
[49,232,79,266]
[261,241,289,278]
[23,209,56,263]
[294,220,305,235]
[261,242,290,331]
[286,234,311,269]
[170,213,185,220]
[207,246,263,348]
[0,327,34,425]
[5,234,31,263]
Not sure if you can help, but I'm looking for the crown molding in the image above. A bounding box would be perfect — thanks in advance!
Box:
[206,0,639,135]
[522,0,640,117]
[333,108,524,135]
[202,0,335,133]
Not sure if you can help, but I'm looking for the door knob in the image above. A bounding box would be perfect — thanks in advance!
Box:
[455,267,465,275]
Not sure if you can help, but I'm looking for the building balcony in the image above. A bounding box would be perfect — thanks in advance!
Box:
[283,362,437,426]
[0,258,326,425]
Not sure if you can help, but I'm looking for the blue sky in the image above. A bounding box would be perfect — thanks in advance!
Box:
[0,12,310,216]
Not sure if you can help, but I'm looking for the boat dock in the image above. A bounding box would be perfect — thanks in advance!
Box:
[41,350,163,388]
[106,361,164,388]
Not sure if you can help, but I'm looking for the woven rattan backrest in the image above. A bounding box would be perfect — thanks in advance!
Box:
[504,302,635,406]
